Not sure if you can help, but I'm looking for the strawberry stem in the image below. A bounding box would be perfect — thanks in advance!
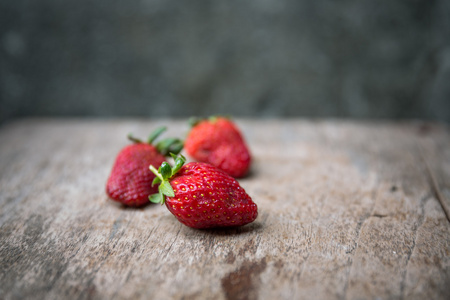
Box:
[127,126,183,156]
[148,154,186,205]
[127,134,143,143]
[149,165,163,182]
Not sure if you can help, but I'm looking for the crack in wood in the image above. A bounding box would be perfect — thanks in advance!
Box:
[399,194,428,300]
[297,252,310,283]
[371,213,388,218]
[160,224,183,265]
[65,213,138,299]
[109,213,124,240]
[342,186,379,299]
[417,142,450,224]
[295,195,326,281]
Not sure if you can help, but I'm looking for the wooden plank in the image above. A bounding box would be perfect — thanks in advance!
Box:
[402,124,450,300]
[0,119,449,300]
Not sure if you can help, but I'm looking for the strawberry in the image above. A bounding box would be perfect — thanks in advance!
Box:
[149,154,258,229]
[184,117,251,178]
[106,127,183,207]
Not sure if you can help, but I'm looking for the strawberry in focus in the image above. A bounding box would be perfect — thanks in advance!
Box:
[184,117,251,178]
[106,127,183,207]
[149,154,258,229]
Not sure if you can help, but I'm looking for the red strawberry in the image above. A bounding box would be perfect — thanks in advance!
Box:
[149,154,257,229]
[184,117,251,178]
[106,127,183,207]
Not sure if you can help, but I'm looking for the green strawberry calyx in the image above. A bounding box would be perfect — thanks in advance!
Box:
[128,126,184,156]
[148,153,186,205]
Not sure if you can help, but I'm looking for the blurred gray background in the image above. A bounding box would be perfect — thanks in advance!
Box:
[1,0,450,124]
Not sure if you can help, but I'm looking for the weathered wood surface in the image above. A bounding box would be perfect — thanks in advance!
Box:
[0,118,449,300]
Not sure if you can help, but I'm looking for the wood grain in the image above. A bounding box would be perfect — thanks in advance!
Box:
[0,119,449,300]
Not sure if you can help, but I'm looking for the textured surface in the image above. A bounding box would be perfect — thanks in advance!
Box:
[0,118,449,300]
[1,0,450,124]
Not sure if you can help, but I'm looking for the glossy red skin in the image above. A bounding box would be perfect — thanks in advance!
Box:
[166,162,257,229]
[184,118,251,178]
[106,143,166,207]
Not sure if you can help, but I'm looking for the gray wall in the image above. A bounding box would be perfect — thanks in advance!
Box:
[1,0,450,124]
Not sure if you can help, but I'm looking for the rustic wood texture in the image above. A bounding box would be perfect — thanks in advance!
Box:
[0,119,449,300]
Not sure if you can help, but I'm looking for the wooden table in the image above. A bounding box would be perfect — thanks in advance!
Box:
[0,119,449,300]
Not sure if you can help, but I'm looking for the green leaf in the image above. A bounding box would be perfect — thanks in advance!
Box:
[152,176,161,187]
[156,138,180,156]
[160,162,172,180]
[159,181,175,197]
[168,140,184,155]
[171,154,186,175]
[148,193,163,204]
[147,126,167,144]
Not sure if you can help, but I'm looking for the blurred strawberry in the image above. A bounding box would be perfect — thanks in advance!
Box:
[106,127,183,207]
[184,117,251,178]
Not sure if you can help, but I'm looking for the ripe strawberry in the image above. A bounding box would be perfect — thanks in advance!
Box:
[106,127,183,207]
[184,117,251,178]
[149,154,258,229]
